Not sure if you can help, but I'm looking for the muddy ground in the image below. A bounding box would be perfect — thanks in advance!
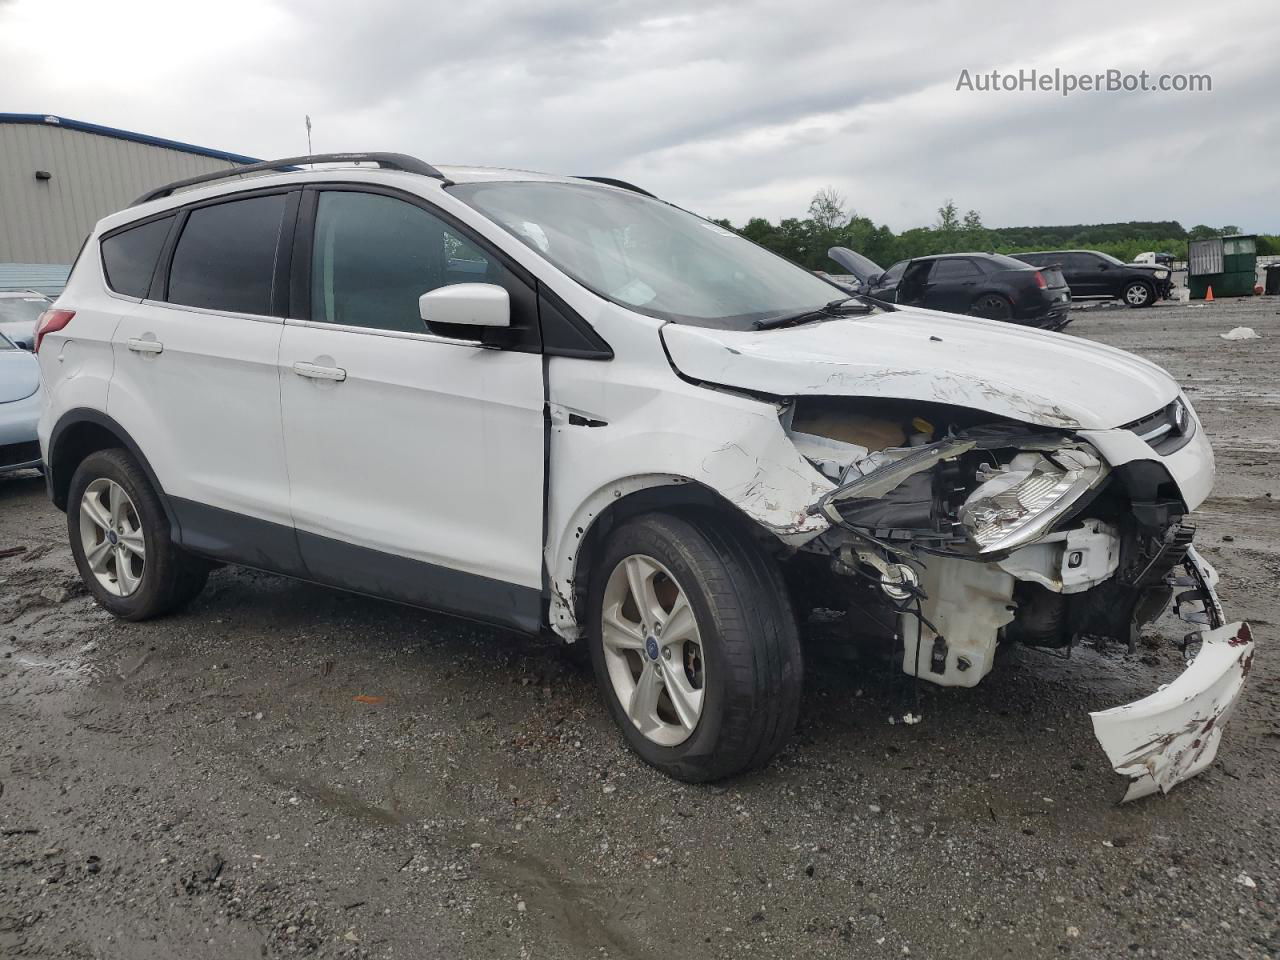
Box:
[2,297,1278,960]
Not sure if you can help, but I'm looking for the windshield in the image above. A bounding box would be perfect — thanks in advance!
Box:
[0,297,48,325]
[1095,251,1126,266]
[0,332,15,351]
[450,181,845,329]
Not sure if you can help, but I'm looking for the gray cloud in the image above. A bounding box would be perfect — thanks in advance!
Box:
[3,0,1276,231]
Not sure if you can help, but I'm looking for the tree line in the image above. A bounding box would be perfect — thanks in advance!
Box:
[711,188,1279,271]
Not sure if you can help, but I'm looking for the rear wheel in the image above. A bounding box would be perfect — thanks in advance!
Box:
[972,293,1013,321]
[587,512,802,782]
[67,449,209,620]
[1123,280,1154,307]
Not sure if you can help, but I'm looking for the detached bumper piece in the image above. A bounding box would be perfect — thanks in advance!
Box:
[1090,549,1253,802]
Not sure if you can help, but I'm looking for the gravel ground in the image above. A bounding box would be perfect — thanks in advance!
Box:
[2,297,1278,959]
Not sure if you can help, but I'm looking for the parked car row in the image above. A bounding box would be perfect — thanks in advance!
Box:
[827,248,1072,329]
[824,247,1174,326]
[1013,250,1172,307]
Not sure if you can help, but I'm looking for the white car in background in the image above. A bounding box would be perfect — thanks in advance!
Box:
[33,153,1252,799]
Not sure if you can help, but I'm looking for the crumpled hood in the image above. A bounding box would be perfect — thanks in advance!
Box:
[0,349,40,403]
[662,307,1179,430]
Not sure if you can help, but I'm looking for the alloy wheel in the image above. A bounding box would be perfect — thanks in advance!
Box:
[1125,283,1150,306]
[974,295,1011,319]
[600,554,706,746]
[79,478,146,596]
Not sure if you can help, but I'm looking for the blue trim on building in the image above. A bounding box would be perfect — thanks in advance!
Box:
[0,113,261,166]
[0,263,71,295]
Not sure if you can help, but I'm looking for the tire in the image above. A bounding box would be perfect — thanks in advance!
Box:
[971,293,1013,321]
[587,511,802,782]
[1123,280,1154,308]
[67,448,209,620]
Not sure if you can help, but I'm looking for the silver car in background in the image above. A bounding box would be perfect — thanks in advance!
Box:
[0,330,42,474]
[0,291,52,351]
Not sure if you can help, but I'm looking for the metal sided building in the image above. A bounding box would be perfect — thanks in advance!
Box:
[0,114,259,285]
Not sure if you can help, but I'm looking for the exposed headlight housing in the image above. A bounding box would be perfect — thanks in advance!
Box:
[959,448,1107,554]
[1155,270,1170,279]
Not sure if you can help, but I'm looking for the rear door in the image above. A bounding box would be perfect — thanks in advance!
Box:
[921,258,982,313]
[106,189,302,571]
[277,186,545,631]
[1065,252,1107,297]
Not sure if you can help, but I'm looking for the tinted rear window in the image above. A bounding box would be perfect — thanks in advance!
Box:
[101,216,174,298]
[167,194,286,316]
[930,259,981,279]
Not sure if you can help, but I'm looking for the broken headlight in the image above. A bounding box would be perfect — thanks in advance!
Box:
[958,448,1106,554]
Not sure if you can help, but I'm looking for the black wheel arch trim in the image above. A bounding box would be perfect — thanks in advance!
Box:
[46,409,182,539]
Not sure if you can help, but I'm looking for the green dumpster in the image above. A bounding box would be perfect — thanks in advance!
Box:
[1188,234,1257,299]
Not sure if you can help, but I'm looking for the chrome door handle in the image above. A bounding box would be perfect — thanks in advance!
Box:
[126,337,163,354]
[292,361,347,382]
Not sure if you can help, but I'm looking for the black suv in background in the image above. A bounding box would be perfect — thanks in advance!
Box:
[828,249,1072,329]
[1013,250,1172,308]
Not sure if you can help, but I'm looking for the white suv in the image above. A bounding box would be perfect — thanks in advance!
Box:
[36,153,1252,797]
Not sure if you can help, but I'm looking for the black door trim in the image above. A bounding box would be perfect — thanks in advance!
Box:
[171,497,540,634]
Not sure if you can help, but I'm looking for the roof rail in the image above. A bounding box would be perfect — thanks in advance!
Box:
[576,176,657,199]
[133,152,452,205]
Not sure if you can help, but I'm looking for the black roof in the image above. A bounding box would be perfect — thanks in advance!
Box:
[909,252,998,261]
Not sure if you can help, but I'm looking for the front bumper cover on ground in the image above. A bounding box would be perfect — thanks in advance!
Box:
[1091,550,1253,802]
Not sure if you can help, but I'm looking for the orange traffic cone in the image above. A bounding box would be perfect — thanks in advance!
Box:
[1205,285,1215,302]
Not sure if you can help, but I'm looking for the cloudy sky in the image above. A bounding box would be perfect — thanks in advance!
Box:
[3,0,1277,231]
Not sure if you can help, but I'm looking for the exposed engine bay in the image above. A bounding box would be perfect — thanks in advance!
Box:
[779,396,1253,799]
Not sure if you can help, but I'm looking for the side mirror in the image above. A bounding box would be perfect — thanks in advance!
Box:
[419,283,510,328]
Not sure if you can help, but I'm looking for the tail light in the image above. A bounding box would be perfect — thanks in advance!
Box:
[1034,271,1047,289]
[34,309,75,353]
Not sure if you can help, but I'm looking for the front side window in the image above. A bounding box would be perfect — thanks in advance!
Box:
[167,194,286,316]
[310,190,510,333]
[101,216,173,298]
[450,181,847,330]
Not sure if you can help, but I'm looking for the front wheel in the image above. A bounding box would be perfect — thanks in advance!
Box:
[67,449,209,620]
[1123,280,1154,307]
[587,512,802,782]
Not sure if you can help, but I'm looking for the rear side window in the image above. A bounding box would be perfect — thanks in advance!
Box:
[101,216,173,298]
[167,194,286,316]
[930,259,980,280]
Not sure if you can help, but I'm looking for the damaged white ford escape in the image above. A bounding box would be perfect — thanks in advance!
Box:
[36,153,1253,799]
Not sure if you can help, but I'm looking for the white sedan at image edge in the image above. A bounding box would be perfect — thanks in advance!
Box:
[0,329,43,475]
